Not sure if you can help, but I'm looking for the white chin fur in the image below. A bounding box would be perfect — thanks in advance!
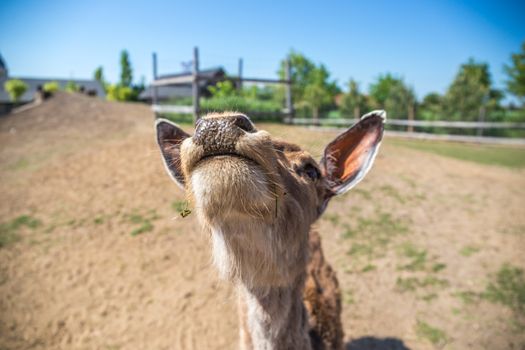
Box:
[190,158,274,221]
[211,228,233,280]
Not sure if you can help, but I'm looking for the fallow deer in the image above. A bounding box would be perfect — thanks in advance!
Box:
[156,110,385,349]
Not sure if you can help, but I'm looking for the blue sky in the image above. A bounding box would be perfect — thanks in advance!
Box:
[1,0,524,100]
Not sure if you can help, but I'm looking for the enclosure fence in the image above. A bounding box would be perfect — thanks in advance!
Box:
[150,47,293,122]
[292,118,525,145]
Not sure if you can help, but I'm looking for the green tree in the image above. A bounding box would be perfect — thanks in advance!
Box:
[369,74,415,119]
[444,58,501,121]
[278,50,316,104]
[340,79,364,119]
[369,73,399,107]
[4,79,28,102]
[278,51,339,117]
[386,82,416,121]
[43,81,60,93]
[420,92,444,120]
[504,41,525,104]
[93,66,106,91]
[303,66,334,124]
[120,50,133,88]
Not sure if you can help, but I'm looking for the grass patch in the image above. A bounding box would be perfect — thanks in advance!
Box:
[343,290,355,305]
[416,320,448,346]
[482,264,525,316]
[362,264,377,272]
[396,276,449,293]
[454,290,479,305]
[359,212,409,236]
[93,216,105,225]
[348,243,374,257]
[8,157,30,171]
[431,263,447,272]
[324,213,340,226]
[501,225,525,236]
[460,245,480,257]
[172,200,188,213]
[0,215,42,248]
[345,212,409,264]
[390,138,525,168]
[396,242,447,273]
[396,277,419,292]
[353,188,372,200]
[342,225,357,239]
[398,243,427,271]
[130,221,154,236]
[420,293,438,302]
[379,185,406,204]
[125,210,158,237]
[398,174,417,189]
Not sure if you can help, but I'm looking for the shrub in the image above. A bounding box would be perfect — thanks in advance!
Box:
[4,79,28,102]
[106,84,135,101]
[43,81,60,93]
[208,80,237,98]
[65,81,79,93]
[201,96,281,115]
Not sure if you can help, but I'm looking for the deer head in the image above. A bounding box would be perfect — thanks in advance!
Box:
[156,111,385,288]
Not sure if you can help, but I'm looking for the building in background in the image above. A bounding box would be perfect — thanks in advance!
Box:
[139,67,226,103]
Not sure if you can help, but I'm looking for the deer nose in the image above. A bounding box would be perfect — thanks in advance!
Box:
[193,114,255,153]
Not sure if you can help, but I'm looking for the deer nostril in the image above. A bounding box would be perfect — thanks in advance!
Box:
[232,115,255,133]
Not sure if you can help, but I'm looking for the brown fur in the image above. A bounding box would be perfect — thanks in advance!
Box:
[156,111,385,350]
[304,231,344,350]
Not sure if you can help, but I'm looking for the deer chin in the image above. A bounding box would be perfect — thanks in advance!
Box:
[189,155,276,223]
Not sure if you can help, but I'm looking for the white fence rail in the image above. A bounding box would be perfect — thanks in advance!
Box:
[291,118,525,129]
[152,104,193,114]
[385,130,525,146]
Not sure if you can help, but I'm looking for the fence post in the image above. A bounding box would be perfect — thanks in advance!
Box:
[478,106,486,137]
[238,58,243,91]
[478,93,489,137]
[152,52,158,118]
[407,103,414,133]
[285,59,294,123]
[192,47,200,122]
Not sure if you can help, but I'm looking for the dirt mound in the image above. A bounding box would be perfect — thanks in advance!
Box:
[0,92,154,177]
[1,92,150,134]
[0,95,524,349]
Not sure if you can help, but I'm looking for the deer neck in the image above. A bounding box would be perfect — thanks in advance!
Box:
[204,206,313,349]
[237,276,312,350]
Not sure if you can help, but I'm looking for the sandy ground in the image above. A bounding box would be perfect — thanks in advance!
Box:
[0,93,524,350]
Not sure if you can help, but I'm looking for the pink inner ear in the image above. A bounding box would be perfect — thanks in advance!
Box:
[340,132,377,182]
[322,115,384,194]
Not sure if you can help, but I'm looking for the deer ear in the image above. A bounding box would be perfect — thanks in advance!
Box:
[320,110,386,196]
[156,119,191,189]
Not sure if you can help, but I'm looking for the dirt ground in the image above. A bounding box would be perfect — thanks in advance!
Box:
[1,93,524,350]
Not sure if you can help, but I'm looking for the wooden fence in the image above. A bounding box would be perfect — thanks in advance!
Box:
[151,47,293,121]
